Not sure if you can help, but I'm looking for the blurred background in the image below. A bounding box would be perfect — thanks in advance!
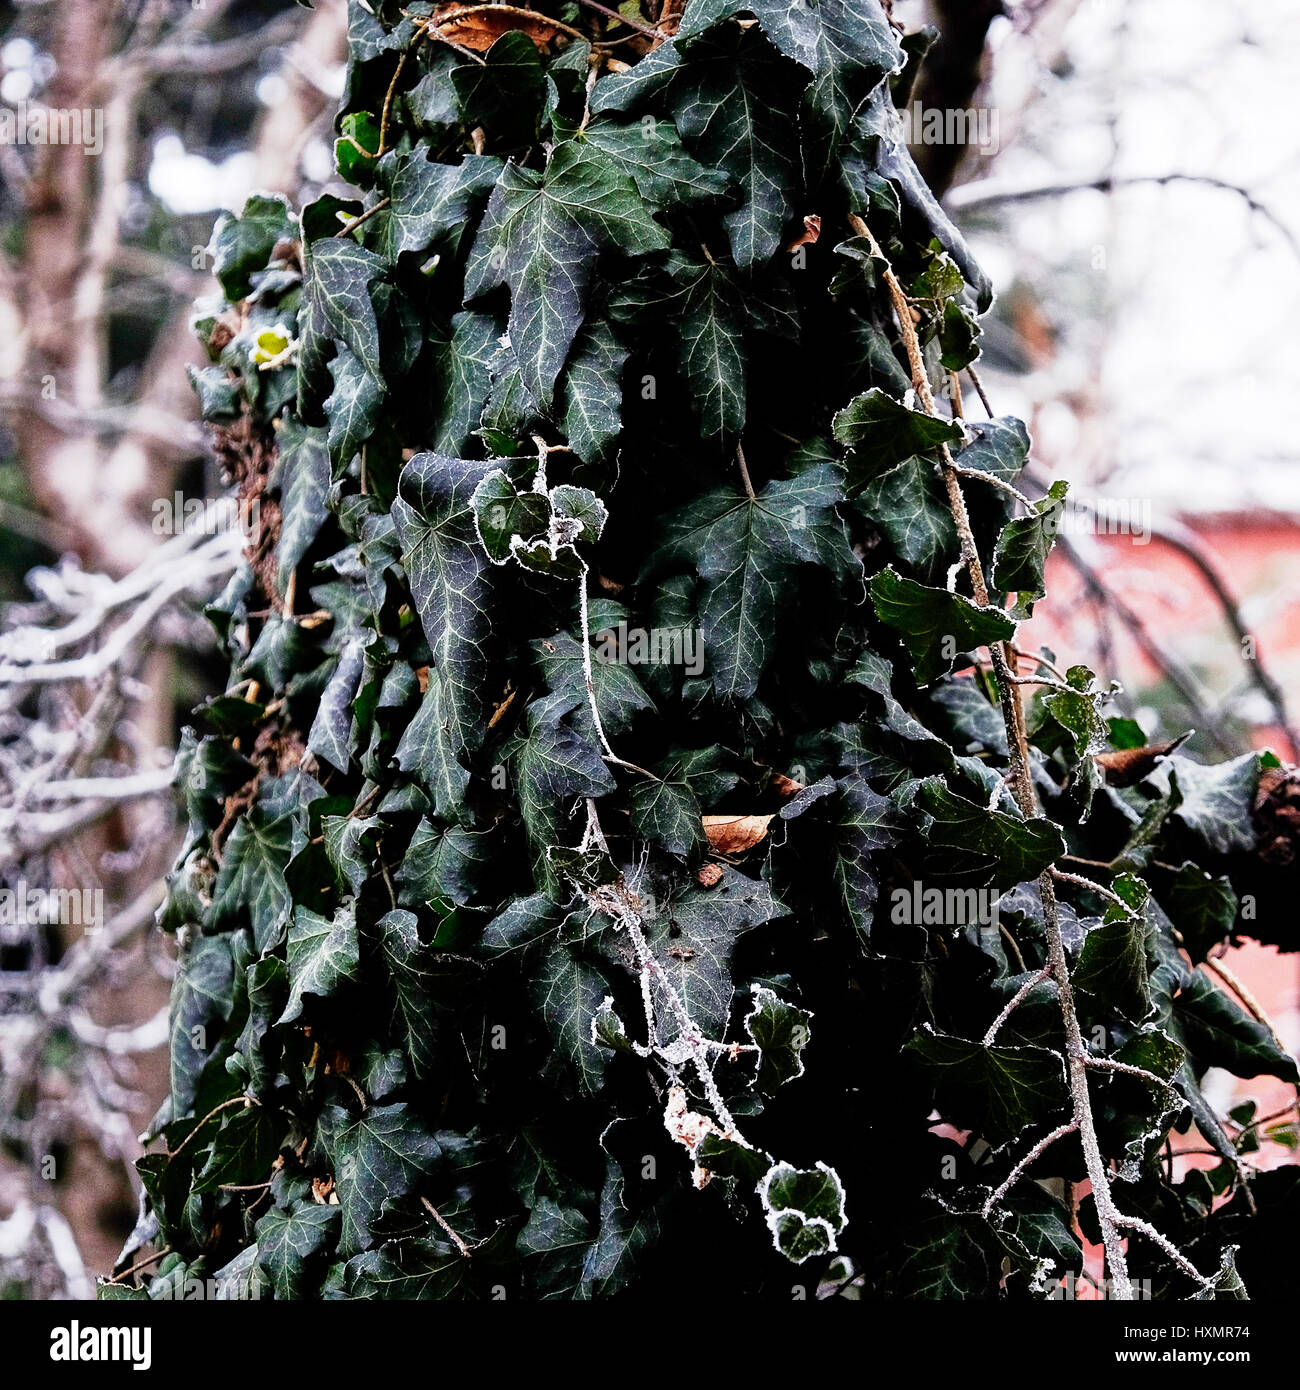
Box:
[0,0,1294,1296]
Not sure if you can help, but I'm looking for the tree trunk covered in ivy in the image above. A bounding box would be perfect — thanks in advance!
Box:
[114,0,1299,1302]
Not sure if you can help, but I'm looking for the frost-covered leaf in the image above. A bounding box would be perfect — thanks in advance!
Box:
[745,985,812,1092]
[905,1030,1069,1147]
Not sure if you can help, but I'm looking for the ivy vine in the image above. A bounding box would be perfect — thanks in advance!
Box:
[108,0,1300,1302]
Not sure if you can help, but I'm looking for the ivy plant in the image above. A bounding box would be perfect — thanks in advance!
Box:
[111,0,1300,1302]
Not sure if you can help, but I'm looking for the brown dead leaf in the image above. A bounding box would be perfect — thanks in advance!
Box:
[415,665,430,694]
[771,772,804,798]
[786,214,821,250]
[1093,733,1190,788]
[312,1175,335,1204]
[702,813,774,855]
[432,4,556,51]
[696,863,724,887]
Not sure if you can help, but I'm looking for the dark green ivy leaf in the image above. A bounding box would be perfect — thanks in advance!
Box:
[870,567,1016,686]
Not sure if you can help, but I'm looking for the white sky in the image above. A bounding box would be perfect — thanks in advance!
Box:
[956,0,1300,514]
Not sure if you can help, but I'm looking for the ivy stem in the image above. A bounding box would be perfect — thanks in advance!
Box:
[573,0,663,38]
[982,1121,1076,1219]
[735,441,757,501]
[850,212,1148,1299]
[577,563,659,781]
[1204,955,1288,1051]
[421,1196,472,1257]
[166,1095,256,1163]
[982,966,1050,1046]
[334,197,392,240]
[106,1246,172,1287]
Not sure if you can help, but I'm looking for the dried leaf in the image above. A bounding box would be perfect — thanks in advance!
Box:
[702,813,775,854]
[1094,734,1190,788]
[432,4,556,51]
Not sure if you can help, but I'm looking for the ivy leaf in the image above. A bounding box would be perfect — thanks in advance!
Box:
[532,943,612,1093]
[677,257,747,441]
[428,311,500,455]
[194,1105,282,1194]
[451,31,547,143]
[278,901,361,1025]
[906,1029,1069,1147]
[210,808,297,953]
[855,456,957,576]
[470,465,553,564]
[391,453,495,817]
[830,774,903,934]
[1174,969,1299,1084]
[308,637,366,774]
[953,415,1031,486]
[209,192,295,301]
[466,140,669,407]
[645,465,855,699]
[630,746,738,860]
[302,237,384,381]
[897,1205,993,1299]
[744,985,812,1092]
[834,388,965,486]
[559,113,732,211]
[536,629,654,736]
[510,694,617,892]
[320,1104,443,1256]
[518,1197,592,1298]
[169,933,238,1118]
[274,418,332,593]
[1071,874,1153,1025]
[377,908,440,1079]
[396,819,494,912]
[992,481,1068,616]
[579,1159,660,1297]
[1161,864,1238,964]
[870,567,1016,686]
[255,1203,341,1300]
[375,151,502,260]
[799,0,902,174]
[557,319,629,464]
[757,1160,847,1263]
[908,777,1066,888]
[346,1236,467,1299]
[1145,753,1262,856]
[593,26,802,267]
[639,865,786,1042]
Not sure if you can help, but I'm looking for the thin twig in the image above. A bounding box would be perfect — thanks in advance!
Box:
[166,1096,255,1162]
[107,1246,171,1286]
[421,1196,472,1257]
[1205,956,1289,1053]
[735,442,757,502]
[982,1121,1077,1218]
[983,968,1051,1046]
[334,197,392,240]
